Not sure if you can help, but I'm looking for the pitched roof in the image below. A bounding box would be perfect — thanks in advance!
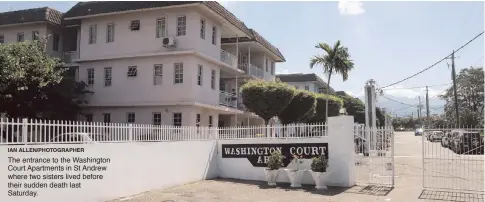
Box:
[276,73,335,92]
[220,30,286,62]
[63,1,284,62]
[0,7,63,26]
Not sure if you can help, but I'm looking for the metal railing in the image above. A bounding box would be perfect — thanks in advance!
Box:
[0,118,328,144]
[249,64,264,79]
[220,49,237,68]
[422,125,484,192]
[63,51,79,64]
[219,91,237,108]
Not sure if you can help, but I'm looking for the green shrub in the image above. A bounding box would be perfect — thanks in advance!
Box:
[304,93,343,123]
[267,150,285,170]
[277,90,316,124]
[310,155,329,172]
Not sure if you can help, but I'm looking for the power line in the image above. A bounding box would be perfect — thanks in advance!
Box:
[381,83,451,90]
[381,95,416,107]
[381,31,484,89]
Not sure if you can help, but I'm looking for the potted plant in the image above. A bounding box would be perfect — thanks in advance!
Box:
[310,155,329,190]
[264,150,285,186]
[284,154,306,188]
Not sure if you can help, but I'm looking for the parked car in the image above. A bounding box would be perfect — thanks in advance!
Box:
[450,130,484,155]
[415,128,424,136]
[441,132,453,148]
[50,133,97,144]
[428,131,444,142]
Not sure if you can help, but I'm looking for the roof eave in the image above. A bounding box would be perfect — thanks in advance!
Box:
[63,3,201,20]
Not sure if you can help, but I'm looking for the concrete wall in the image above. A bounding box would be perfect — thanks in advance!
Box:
[217,116,355,187]
[0,141,218,202]
[78,7,222,61]
[81,106,219,126]
[78,55,220,107]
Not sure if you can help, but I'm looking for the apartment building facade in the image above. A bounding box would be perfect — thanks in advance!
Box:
[276,73,335,94]
[0,2,285,127]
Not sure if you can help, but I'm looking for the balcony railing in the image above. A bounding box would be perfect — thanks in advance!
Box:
[219,91,237,108]
[63,51,79,64]
[220,50,237,69]
[249,64,264,79]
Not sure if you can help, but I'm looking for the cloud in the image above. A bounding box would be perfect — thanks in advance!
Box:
[338,0,365,15]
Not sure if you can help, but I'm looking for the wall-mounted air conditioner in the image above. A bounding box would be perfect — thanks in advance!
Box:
[162,36,175,48]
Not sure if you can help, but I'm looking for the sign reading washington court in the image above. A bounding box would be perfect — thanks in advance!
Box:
[221,143,329,167]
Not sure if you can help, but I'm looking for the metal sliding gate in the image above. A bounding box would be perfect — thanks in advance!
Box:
[354,124,395,187]
[422,126,484,192]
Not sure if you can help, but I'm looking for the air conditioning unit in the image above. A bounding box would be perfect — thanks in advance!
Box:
[162,36,175,48]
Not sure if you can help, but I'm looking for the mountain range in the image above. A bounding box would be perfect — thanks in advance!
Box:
[355,95,446,117]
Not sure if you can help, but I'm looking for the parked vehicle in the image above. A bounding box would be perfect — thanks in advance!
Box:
[415,128,424,136]
[450,130,484,155]
[428,131,444,142]
[441,132,453,148]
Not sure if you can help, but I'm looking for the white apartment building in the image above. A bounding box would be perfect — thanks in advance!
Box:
[276,73,335,94]
[0,2,285,127]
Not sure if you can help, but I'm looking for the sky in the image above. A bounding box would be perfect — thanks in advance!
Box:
[1,1,484,114]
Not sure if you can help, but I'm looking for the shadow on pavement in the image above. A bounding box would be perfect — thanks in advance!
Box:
[418,189,484,202]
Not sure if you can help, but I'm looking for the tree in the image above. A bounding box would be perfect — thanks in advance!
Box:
[439,67,484,127]
[310,40,354,122]
[0,39,89,120]
[241,80,295,125]
[338,94,365,123]
[305,93,343,123]
[277,90,316,124]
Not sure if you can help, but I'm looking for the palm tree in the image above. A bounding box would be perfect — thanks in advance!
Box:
[309,40,355,123]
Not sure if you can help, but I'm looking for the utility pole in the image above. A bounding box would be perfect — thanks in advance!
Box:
[426,86,430,126]
[418,96,422,119]
[450,50,460,126]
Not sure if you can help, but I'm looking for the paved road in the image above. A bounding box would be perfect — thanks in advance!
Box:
[108,132,484,202]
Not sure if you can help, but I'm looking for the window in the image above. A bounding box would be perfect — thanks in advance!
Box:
[89,25,97,44]
[197,65,203,86]
[17,32,24,42]
[177,16,186,36]
[211,26,216,45]
[104,67,112,87]
[196,114,201,127]
[32,31,39,40]
[127,66,137,77]
[106,23,115,43]
[209,116,213,127]
[200,19,205,39]
[53,34,59,51]
[126,113,135,123]
[153,64,163,85]
[271,62,275,75]
[103,113,111,123]
[0,35,4,44]
[87,68,94,85]
[211,70,216,90]
[265,58,269,72]
[156,18,166,38]
[173,113,182,126]
[130,20,140,31]
[174,63,183,84]
[153,113,162,125]
[305,85,310,91]
[86,114,93,122]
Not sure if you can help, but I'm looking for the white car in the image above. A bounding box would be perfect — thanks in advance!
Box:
[428,131,444,142]
[50,133,97,144]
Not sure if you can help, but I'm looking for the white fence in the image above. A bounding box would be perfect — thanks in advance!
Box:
[0,118,327,145]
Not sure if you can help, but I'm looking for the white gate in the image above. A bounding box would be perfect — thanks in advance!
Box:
[354,124,395,187]
[422,126,484,192]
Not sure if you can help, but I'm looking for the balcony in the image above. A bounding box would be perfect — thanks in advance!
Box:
[63,51,79,64]
[220,50,237,69]
[237,63,265,79]
[219,91,248,111]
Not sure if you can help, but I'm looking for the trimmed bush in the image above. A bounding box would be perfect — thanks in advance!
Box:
[277,90,317,124]
[241,80,295,125]
[304,93,343,123]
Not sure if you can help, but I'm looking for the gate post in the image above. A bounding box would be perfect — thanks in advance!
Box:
[326,116,356,187]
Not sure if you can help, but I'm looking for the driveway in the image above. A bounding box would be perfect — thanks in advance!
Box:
[108,132,484,202]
